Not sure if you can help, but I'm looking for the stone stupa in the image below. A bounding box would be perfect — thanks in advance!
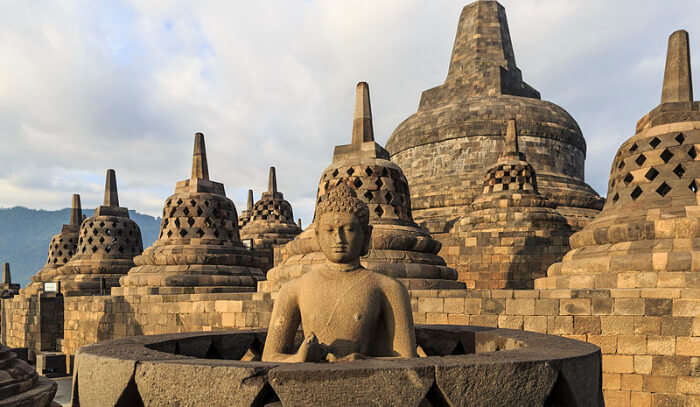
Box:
[0,344,57,406]
[386,0,603,234]
[263,82,461,292]
[116,133,265,295]
[454,119,572,289]
[0,262,20,298]
[238,189,255,229]
[22,194,84,296]
[538,30,700,289]
[239,167,302,269]
[54,171,143,296]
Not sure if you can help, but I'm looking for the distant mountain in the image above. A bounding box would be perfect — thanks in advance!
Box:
[0,207,161,287]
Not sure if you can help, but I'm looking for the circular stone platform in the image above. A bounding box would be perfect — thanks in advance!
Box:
[71,326,602,406]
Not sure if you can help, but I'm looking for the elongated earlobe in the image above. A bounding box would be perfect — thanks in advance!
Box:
[361,225,373,257]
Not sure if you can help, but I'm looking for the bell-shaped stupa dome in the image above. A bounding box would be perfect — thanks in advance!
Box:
[55,170,143,296]
[262,82,461,292]
[240,167,301,249]
[116,133,265,295]
[386,0,603,233]
[23,194,84,296]
[455,120,571,289]
[539,30,700,289]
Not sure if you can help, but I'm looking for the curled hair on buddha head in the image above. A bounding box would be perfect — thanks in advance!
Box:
[315,182,370,226]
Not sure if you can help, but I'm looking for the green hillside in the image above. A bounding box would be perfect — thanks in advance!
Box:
[0,207,161,287]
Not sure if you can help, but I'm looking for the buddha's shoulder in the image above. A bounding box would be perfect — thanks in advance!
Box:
[365,270,405,292]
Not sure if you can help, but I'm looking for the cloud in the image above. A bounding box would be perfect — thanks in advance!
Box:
[1,0,699,227]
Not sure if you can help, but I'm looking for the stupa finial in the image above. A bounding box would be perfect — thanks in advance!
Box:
[352,82,374,144]
[247,189,254,212]
[662,30,693,103]
[104,169,119,207]
[268,167,278,194]
[2,263,10,285]
[70,194,82,226]
[506,119,518,154]
[192,132,210,180]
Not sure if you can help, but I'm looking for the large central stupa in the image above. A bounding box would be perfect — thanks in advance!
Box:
[386,0,603,234]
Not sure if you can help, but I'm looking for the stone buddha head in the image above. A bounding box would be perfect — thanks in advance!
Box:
[314,182,372,264]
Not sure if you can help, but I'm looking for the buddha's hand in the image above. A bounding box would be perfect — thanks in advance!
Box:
[326,352,367,362]
[294,332,325,363]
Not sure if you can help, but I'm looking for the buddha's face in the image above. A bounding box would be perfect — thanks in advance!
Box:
[316,212,369,264]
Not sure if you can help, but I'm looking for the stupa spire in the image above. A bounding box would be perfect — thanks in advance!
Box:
[247,189,254,212]
[662,30,693,103]
[104,169,119,207]
[191,132,210,180]
[2,263,10,285]
[352,82,374,144]
[268,167,278,194]
[70,194,82,226]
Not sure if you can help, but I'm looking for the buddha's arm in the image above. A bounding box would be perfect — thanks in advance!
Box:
[382,280,418,358]
[261,284,305,362]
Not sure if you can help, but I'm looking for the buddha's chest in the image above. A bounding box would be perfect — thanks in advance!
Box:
[298,283,381,343]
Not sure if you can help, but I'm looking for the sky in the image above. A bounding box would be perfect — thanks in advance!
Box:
[1,1,699,226]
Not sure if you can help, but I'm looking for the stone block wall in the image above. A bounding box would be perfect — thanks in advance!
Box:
[59,292,274,356]
[408,288,700,407]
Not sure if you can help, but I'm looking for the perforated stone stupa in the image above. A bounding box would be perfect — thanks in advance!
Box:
[0,344,56,406]
[23,194,84,296]
[538,30,700,290]
[116,133,265,294]
[239,167,301,271]
[1,263,20,298]
[454,120,571,289]
[54,171,143,296]
[238,189,255,229]
[386,0,603,235]
[263,82,461,292]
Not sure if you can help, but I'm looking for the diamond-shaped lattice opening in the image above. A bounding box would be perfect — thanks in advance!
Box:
[99,236,105,244]
[213,230,220,238]
[673,164,686,178]
[87,237,93,244]
[346,167,355,176]
[353,178,363,188]
[385,192,393,203]
[167,230,173,237]
[611,179,616,187]
[176,199,183,205]
[676,132,685,144]
[374,205,384,217]
[99,221,105,227]
[689,146,697,159]
[656,182,671,197]
[635,154,647,166]
[381,167,389,177]
[105,245,111,253]
[365,167,373,176]
[187,217,195,227]
[645,168,659,181]
[91,246,98,253]
[623,173,634,185]
[630,186,643,200]
[179,229,188,237]
[105,228,111,236]
[649,137,661,148]
[612,193,619,202]
[690,180,698,193]
[364,191,373,200]
[376,178,383,188]
[190,199,196,207]
[660,148,674,163]
[204,200,210,207]
[332,169,339,177]
[630,143,638,152]
[183,207,189,216]
[174,219,181,228]
[212,208,219,217]
[196,207,203,216]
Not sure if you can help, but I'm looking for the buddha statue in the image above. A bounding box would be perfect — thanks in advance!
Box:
[262,183,417,363]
